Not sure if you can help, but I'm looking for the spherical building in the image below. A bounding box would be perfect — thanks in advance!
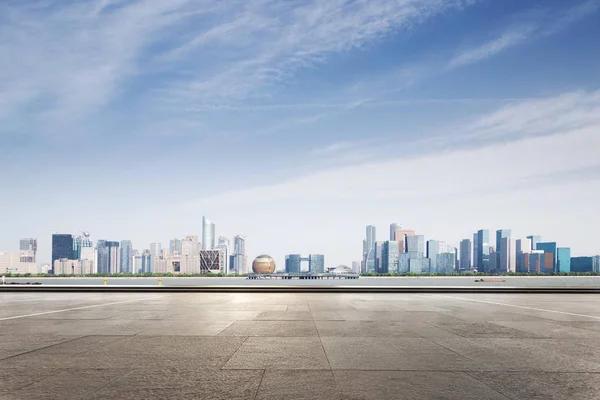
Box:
[252,254,276,274]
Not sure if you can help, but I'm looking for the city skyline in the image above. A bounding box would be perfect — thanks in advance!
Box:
[1,1,600,270]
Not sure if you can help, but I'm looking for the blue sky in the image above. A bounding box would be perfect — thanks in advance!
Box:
[1,0,600,266]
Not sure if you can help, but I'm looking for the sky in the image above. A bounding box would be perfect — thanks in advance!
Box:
[1,0,600,267]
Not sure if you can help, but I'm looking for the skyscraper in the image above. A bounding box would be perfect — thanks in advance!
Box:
[181,235,200,274]
[232,235,247,274]
[141,250,151,273]
[120,240,132,273]
[96,240,119,274]
[475,229,490,272]
[72,233,92,260]
[309,254,325,273]
[557,248,571,273]
[216,236,230,273]
[19,238,37,263]
[381,241,399,274]
[52,234,73,274]
[202,216,216,250]
[496,229,512,254]
[426,240,441,273]
[459,239,472,270]
[150,243,161,272]
[527,235,541,251]
[393,229,416,252]
[389,223,401,241]
[406,235,425,257]
[499,237,517,273]
[285,254,302,273]
[472,233,479,269]
[364,225,376,273]
[536,242,558,272]
[516,238,532,273]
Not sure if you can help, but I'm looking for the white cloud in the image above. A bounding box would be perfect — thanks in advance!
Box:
[179,90,600,264]
[447,1,599,69]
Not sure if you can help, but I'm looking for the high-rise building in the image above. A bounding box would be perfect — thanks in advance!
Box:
[149,243,161,273]
[374,241,385,272]
[499,237,517,273]
[556,248,571,273]
[96,240,119,274]
[19,238,37,263]
[363,225,376,273]
[141,250,151,273]
[393,229,416,253]
[389,223,401,241]
[285,254,302,273]
[474,229,490,272]
[352,261,361,273]
[133,253,142,273]
[516,238,532,273]
[215,236,230,274]
[536,242,557,272]
[199,249,223,273]
[406,235,425,257]
[436,253,455,274]
[459,239,472,270]
[120,240,132,273]
[496,229,512,254]
[571,256,600,273]
[426,240,441,273]
[232,235,247,274]
[202,216,216,250]
[380,241,399,274]
[527,236,541,251]
[72,233,92,260]
[472,233,479,269]
[169,239,182,255]
[309,254,325,273]
[52,234,73,274]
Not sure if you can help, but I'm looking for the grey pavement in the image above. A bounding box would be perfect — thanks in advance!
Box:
[0,292,599,399]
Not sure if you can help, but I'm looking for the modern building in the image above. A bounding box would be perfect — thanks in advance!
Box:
[120,240,132,273]
[199,249,223,273]
[374,241,385,272]
[232,235,247,274]
[0,252,38,274]
[169,239,182,255]
[526,251,545,273]
[516,238,532,273]
[474,229,490,272]
[149,243,162,273]
[527,235,542,251]
[426,240,441,273]
[215,236,231,274]
[536,242,557,272]
[389,223,401,241]
[499,237,517,273]
[180,235,200,274]
[364,225,377,273]
[556,248,571,273]
[97,240,120,274]
[459,239,472,270]
[496,229,512,254]
[489,248,498,272]
[72,233,92,260]
[19,238,37,263]
[393,229,416,253]
[133,253,142,273]
[141,250,152,273]
[285,254,302,273]
[571,256,600,273]
[352,261,361,273]
[308,254,325,273]
[51,234,73,273]
[436,253,455,274]
[380,241,399,273]
[252,255,276,274]
[409,257,430,274]
[202,216,216,250]
[406,235,425,257]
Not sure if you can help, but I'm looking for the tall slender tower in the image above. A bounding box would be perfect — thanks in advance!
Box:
[389,223,401,241]
[202,216,216,250]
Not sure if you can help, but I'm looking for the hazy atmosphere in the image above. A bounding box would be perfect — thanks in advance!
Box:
[2,0,599,266]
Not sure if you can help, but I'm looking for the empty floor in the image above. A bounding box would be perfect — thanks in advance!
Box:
[1,292,600,399]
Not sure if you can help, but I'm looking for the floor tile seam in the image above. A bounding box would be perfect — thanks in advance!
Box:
[0,335,90,361]
[82,368,138,399]
[219,336,250,370]
[421,336,489,369]
[1,367,69,393]
[461,371,514,400]
[252,369,267,400]
[421,320,468,338]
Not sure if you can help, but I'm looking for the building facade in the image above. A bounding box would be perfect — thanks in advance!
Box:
[120,240,132,273]
[285,254,302,273]
[474,229,490,272]
[52,234,73,273]
[459,239,472,269]
[202,216,216,250]
[380,241,399,274]
[19,238,37,263]
[309,254,325,273]
[556,247,571,273]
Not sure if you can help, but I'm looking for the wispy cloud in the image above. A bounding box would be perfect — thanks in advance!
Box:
[447,0,599,69]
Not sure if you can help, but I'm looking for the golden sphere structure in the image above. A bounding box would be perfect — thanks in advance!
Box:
[252,254,276,274]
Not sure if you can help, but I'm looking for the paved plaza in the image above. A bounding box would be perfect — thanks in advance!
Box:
[1,292,600,399]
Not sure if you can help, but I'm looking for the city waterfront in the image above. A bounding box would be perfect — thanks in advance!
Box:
[4,276,600,288]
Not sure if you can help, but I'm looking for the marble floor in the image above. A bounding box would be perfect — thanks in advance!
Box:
[1,292,599,399]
